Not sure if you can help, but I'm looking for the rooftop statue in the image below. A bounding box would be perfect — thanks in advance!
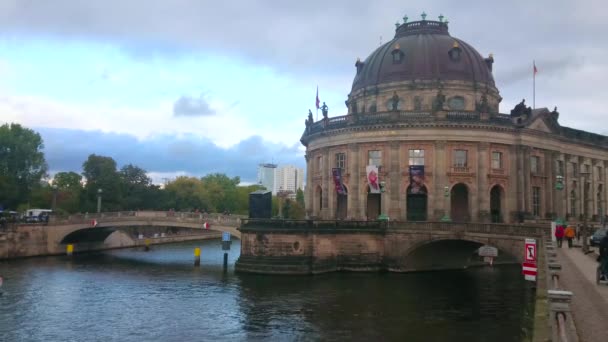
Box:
[510,99,532,117]
[475,93,490,113]
[306,110,313,126]
[321,102,329,119]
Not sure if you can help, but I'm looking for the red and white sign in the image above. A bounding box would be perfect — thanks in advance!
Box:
[91,219,98,227]
[524,238,536,263]
[522,262,537,281]
[203,222,210,230]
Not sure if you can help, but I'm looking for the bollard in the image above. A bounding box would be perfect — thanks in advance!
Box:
[223,252,228,271]
[144,239,150,252]
[194,247,201,266]
[66,244,74,256]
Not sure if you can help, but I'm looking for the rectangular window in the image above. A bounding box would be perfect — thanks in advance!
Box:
[570,192,577,217]
[453,150,468,167]
[408,149,425,166]
[597,166,603,182]
[585,164,591,173]
[491,151,502,169]
[530,156,540,173]
[335,153,346,170]
[556,160,564,176]
[317,156,322,172]
[572,162,578,177]
[532,186,541,217]
[368,150,382,166]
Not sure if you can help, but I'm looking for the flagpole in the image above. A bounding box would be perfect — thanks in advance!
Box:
[533,60,536,109]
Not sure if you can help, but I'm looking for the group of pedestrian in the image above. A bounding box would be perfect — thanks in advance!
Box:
[554,224,578,248]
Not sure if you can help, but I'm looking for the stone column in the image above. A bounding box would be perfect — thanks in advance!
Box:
[523,147,531,216]
[321,148,330,219]
[347,144,361,219]
[388,142,401,219]
[434,141,447,220]
[507,145,519,222]
[477,142,490,222]
[545,150,555,218]
[305,151,313,216]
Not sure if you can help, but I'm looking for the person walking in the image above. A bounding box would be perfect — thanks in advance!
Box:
[564,225,575,248]
[555,224,565,248]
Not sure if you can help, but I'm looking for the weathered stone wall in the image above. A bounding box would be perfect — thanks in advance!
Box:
[236,221,544,275]
[0,225,221,260]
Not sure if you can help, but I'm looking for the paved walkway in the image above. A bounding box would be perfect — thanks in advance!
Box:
[556,245,608,342]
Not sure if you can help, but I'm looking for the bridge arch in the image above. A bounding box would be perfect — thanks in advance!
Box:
[393,234,521,272]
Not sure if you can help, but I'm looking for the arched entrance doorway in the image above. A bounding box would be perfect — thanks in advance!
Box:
[490,185,503,223]
[407,185,427,221]
[315,186,323,217]
[366,186,381,220]
[336,186,348,220]
[451,183,469,222]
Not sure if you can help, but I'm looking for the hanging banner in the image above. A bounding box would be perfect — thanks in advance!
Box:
[409,165,426,194]
[366,165,380,194]
[331,168,346,195]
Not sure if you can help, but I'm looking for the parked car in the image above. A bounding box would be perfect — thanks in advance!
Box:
[590,228,607,247]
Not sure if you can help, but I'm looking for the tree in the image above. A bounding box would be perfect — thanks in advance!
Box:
[82,154,122,211]
[119,164,153,210]
[200,173,240,213]
[0,123,48,209]
[52,172,84,213]
[164,176,208,211]
[296,188,305,207]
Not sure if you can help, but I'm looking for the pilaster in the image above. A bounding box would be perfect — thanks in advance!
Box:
[434,140,447,220]
[477,142,490,222]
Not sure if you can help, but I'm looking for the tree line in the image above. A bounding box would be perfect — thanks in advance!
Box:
[0,123,305,218]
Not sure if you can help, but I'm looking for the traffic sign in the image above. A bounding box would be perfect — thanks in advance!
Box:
[222,232,231,242]
[522,262,537,282]
[524,238,537,263]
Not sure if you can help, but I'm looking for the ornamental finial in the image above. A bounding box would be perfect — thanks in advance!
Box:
[421,12,427,20]
[439,14,444,22]
[403,14,408,23]
[395,21,400,29]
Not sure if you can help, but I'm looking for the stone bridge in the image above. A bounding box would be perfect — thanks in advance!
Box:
[0,211,241,258]
[236,220,548,274]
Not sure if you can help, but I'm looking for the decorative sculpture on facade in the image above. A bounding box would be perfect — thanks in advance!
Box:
[390,91,400,111]
[432,90,446,111]
[306,109,313,127]
[321,102,329,119]
[475,93,490,113]
[510,99,532,117]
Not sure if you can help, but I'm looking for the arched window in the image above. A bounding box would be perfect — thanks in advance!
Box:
[448,96,465,110]
[570,190,577,217]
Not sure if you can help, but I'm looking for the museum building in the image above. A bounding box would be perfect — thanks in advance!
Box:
[301,15,608,223]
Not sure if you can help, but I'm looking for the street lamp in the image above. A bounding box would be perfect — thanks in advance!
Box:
[555,175,564,226]
[97,188,103,213]
[580,172,591,254]
[52,185,58,212]
[441,186,451,222]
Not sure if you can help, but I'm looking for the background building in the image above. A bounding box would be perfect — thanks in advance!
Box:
[256,163,277,194]
[275,165,304,198]
[301,16,608,223]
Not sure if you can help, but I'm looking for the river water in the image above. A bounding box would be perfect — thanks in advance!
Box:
[0,239,535,341]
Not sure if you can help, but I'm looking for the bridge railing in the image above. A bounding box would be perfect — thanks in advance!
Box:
[49,211,242,227]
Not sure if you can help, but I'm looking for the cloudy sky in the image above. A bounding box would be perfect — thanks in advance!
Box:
[1,0,606,184]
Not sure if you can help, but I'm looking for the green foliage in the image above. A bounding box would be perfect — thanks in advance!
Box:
[296,188,305,206]
[0,123,48,209]
[119,164,153,210]
[51,172,83,213]
[282,198,306,219]
[82,154,122,211]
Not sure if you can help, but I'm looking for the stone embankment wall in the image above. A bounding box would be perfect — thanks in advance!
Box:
[0,225,220,259]
[236,220,545,274]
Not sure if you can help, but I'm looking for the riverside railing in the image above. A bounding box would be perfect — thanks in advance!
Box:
[542,235,578,342]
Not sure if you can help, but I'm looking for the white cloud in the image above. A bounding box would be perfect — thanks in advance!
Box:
[0,94,260,148]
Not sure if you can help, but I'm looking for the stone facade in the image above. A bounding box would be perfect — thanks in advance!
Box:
[301,19,608,224]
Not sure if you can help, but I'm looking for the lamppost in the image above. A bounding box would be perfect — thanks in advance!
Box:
[441,186,451,222]
[52,185,58,212]
[555,175,564,227]
[580,172,591,254]
[97,188,103,214]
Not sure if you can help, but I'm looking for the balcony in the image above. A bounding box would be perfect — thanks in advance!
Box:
[490,168,505,175]
[450,166,470,173]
